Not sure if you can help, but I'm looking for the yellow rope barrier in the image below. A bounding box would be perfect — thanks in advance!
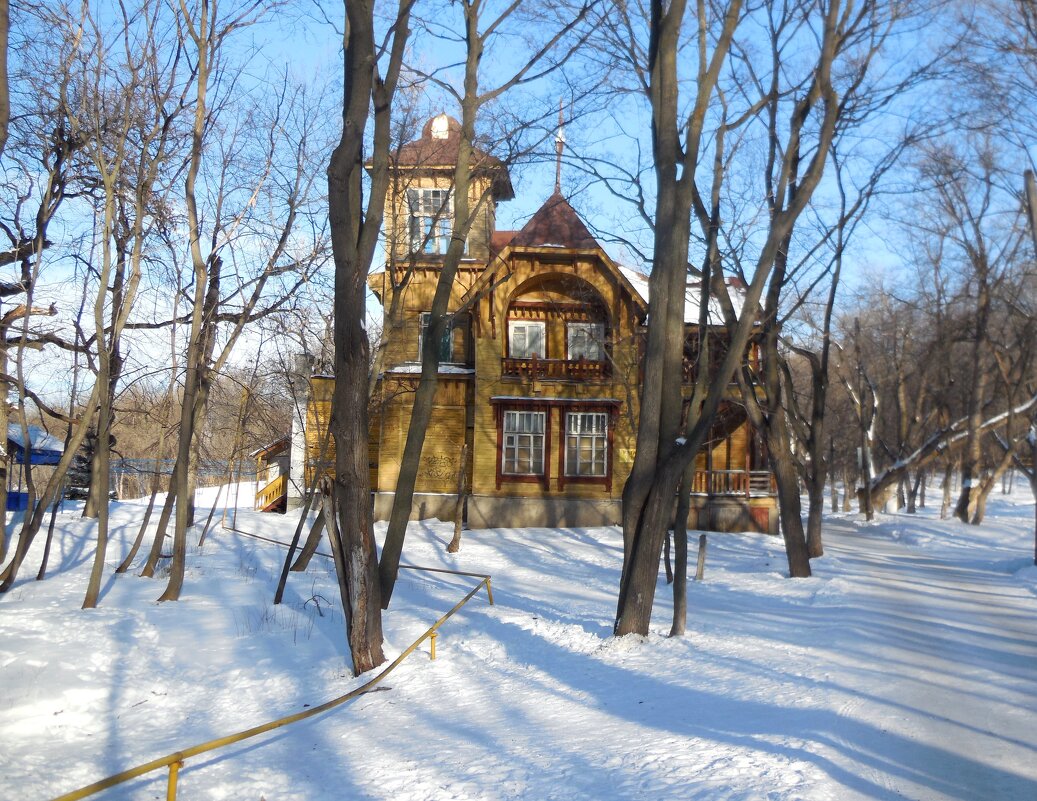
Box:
[50,572,493,801]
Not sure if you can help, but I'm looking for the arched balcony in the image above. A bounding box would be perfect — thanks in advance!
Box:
[501,274,612,382]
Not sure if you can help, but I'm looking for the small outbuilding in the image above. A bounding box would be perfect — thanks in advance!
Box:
[251,436,290,513]
[6,424,64,510]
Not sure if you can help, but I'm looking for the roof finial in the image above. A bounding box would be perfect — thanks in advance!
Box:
[554,98,565,194]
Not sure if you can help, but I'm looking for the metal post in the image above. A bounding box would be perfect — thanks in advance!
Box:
[483,578,494,605]
[167,760,182,801]
[429,630,437,660]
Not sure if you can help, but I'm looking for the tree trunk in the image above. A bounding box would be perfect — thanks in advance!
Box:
[446,443,469,554]
[805,476,825,558]
[954,266,992,524]
[971,449,1014,525]
[290,514,325,573]
[140,479,177,577]
[669,468,692,636]
[116,477,160,573]
[0,383,101,591]
[321,0,408,671]
[82,360,113,608]
[275,417,332,599]
[378,49,480,606]
[320,477,382,675]
[771,439,811,576]
[941,461,954,519]
[35,499,61,581]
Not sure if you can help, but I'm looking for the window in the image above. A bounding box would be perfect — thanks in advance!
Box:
[566,412,608,477]
[508,320,546,359]
[407,188,452,254]
[419,312,454,362]
[503,411,545,475]
[567,322,605,361]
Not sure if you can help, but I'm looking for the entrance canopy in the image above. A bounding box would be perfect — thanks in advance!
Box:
[7,425,64,466]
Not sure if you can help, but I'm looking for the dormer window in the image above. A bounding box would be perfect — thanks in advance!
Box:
[407,188,452,255]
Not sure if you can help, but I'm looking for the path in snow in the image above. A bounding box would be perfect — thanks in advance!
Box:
[816,519,1037,800]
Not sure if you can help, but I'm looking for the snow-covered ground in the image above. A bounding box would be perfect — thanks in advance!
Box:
[2,483,1036,800]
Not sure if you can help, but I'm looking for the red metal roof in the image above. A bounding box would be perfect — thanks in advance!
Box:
[509,192,601,251]
[393,115,514,201]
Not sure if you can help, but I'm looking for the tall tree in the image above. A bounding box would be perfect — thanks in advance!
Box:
[326,0,412,673]
[613,0,903,634]
[130,2,329,599]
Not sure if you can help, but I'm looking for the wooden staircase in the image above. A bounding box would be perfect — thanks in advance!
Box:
[256,474,287,513]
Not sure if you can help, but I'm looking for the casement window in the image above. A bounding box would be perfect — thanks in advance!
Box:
[565,412,608,477]
[567,322,605,361]
[407,188,452,254]
[419,312,454,362]
[502,410,545,475]
[508,320,546,359]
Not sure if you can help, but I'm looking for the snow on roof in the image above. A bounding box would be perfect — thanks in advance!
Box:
[617,266,746,325]
[384,363,476,375]
[7,424,64,455]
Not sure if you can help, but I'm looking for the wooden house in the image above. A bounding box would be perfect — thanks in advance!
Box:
[268,114,777,534]
[252,436,291,513]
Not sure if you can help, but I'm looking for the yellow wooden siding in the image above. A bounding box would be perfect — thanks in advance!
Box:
[304,378,335,487]
[376,377,472,495]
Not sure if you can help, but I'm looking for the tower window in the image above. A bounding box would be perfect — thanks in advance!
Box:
[407,188,452,255]
[419,312,455,362]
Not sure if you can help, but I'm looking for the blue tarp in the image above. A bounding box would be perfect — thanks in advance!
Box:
[7,424,64,466]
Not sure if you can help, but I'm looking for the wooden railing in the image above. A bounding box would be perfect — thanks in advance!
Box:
[255,474,286,511]
[691,469,775,496]
[502,355,610,381]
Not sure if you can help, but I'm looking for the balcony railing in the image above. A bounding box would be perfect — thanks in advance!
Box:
[691,469,775,496]
[255,474,286,511]
[502,355,610,381]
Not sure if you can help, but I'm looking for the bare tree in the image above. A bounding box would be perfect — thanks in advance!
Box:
[0,0,8,158]
[326,0,413,674]
[124,2,330,601]
[611,0,908,635]
[67,0,195,608]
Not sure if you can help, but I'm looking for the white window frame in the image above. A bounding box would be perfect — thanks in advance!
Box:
[508,320,546,359]
[407,188,453,255]
[565,412,608,477]
[502,410,545,475]
[567,322,605,361]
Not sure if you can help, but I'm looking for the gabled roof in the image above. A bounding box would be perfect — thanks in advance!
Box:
[469,193,647,317]
[393,114,514,201]
[249,435,289,460]
[508,192,601,251]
